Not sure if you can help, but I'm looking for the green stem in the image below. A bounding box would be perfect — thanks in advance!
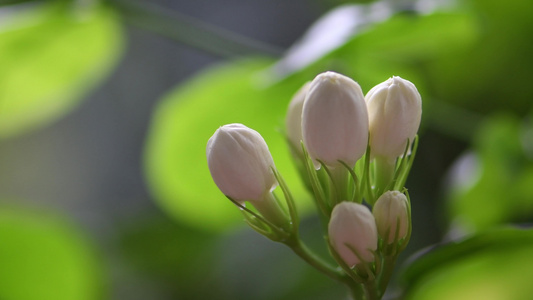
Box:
[378,255,397,295]
[347,282,364,300]
[285,231,366,299]
[363,278,380,300]
[373,156,396,201]
[329,166,349,205]
[285,237,345,282]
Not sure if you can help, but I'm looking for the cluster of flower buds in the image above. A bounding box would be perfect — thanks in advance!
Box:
[206,71,421,300]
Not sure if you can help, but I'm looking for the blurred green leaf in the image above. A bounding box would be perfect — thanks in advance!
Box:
[291,11,479,92]
[429,0,533,114]
[353,12,478,62]
[118,214,223,299]
[447,114,533,232]
[0,3,123,138]
[401,227,533,300]
[0,205,104,300]
[144,58,311,231]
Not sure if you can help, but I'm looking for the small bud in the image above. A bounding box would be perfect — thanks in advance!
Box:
[365,76,422,160]
[302,71,369,169]
[206,123,277,204]
[372,191,409,244]
[285,82,310,156]
[328,202,378,267]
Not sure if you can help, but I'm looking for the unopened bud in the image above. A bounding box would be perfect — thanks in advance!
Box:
[365,76,422,160]
[328,202,378,267]
[373,191,409,244]
[206,123,277,204]
[302,71,368,169]
[285,82,310,156]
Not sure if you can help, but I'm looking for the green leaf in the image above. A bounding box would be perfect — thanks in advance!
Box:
[0,3,123,138]
[0,205,104,300]
[354,12,478,61]
[144,58,311,231]
[446,114,533,232]
[401,227,533,300]
[428,0,533,114]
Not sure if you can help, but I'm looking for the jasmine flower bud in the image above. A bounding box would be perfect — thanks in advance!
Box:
[373,191,409,244]
[328,202,378,267]
[206,123,277,204]
[365,76,422,160]
[285,82,310,156]
[302,71,369,169]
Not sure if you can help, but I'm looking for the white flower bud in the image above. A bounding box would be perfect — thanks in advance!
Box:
[328,202,378,267]
[285,82,310,155]
[372,191,409,244]
[302,71,369,169]
[365,76,422,160]
[206,124,277,204]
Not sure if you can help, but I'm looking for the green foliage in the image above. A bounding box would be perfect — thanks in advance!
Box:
[0,3,123,138]
[0,206,104,300]
[277,11,479,95]
[447,114,533,232]
[401,227,533,300]
[333,11,478,91]
[429,0,533,114]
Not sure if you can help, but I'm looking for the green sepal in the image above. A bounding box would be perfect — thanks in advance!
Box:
[387,138,412,192]
[301,142,330,219]
[241,209,269,232]
[338,160,362,203]
[366,136,419,204]
[361,143,376,205]
[393,135,419,191]
[345,244,378,282]
[271,167,299,234]
[317,159,337,209]
[242,211,279,241]
[325,236,380,285]
[226,196,290,242]
[325,237,365,284]
[397,189,412,253]
[284,136,313,193]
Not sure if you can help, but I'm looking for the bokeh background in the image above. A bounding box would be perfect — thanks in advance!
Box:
[1,0,533,299]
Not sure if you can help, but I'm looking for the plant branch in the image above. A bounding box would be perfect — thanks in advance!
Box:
[284,236,346,282]
[108,0,284,58]
[0,0,38,6]
[378,254,397,295]
[363,278,380,300]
